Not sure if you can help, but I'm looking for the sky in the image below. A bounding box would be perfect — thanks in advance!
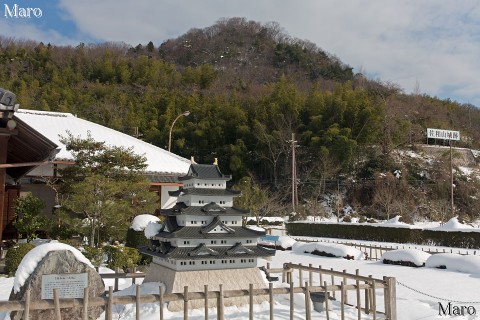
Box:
[1,0,480,107]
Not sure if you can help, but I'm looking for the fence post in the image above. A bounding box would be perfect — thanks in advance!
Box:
[289,279,294,320]
[204,284,209,320]
[364,278,370,315]
[308,263,313,286]
[107,286,113,320]
[184,286,189,320]
[341,281,345,320]
[299,263,303,287]
[319,265,323,286]
[249,283,254,320]
[324,281,330,320]
[269,282,274,320]
[82,287,88,320]
[114,268,120,292]
[159,286,164,320]
[371,279,377,320]
[385,277,397,320]
[25,288,31,320]
[304,281,311,320]
[217,284,224,320]
[132,266,137,285]
[343,269,348,304]
[355,270,361,320]
[53,288,61,320]
[135,285,141,320]
[330,268,336,300]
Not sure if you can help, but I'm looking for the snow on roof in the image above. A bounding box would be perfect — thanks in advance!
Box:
[14,242,93,293]
[15,109,190,175]
[381,249,431,266]
[259,236,297,249]
[130,214,160,231]
[292,241,364,260]
[426,253,480,273]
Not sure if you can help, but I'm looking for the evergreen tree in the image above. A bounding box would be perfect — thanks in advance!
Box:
[58,133,158,247]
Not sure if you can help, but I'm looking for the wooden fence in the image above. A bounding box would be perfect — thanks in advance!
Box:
[0,264,396,320]
[294,237,478,261]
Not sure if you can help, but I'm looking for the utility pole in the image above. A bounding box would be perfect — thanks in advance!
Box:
[450,140,454,217]
[290,133,298,213]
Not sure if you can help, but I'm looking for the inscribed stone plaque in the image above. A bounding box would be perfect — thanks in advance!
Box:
[41,273,88,299]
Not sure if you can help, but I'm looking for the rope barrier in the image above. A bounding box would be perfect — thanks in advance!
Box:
[397,280,480,304]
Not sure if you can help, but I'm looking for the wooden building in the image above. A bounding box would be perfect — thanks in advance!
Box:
[0,89,58,241]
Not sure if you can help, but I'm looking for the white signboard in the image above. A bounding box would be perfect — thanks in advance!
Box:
[427,128,460,141]
[41,273,88,299]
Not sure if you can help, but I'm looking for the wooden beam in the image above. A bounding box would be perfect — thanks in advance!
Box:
[0,135,9,242]
[0,161,51,169]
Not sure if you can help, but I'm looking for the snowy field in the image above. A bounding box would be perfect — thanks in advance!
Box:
[1,238,480,319]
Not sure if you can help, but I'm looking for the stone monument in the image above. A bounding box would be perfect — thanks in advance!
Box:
[9,248,105,320]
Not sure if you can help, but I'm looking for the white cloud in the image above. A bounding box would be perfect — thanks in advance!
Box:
[3,0,480,106]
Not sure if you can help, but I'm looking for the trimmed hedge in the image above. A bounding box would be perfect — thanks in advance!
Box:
[286,223,480,248]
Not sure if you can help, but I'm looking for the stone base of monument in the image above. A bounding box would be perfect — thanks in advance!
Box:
[144,264,269,311]
[9,250,105,320]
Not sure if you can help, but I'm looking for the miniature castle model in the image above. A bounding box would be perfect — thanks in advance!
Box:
[142,158,275,310]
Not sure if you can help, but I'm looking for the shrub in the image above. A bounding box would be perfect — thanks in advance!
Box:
[125,228,152,265]
[103,245,141,271]
[5,243,35,276]
[82,246,104,267]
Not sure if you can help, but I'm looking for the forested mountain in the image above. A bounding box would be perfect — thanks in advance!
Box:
[1,17,479,221]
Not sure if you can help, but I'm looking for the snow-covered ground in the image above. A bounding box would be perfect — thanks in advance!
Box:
[1,238,480,319]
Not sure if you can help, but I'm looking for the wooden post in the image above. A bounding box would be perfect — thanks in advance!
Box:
[319,265,323,286]
[330,269,336,300]
[324,281,330,320]
[304,282,311,320]
[107,286,113,320]
[217,284,224,320]
[53,288,61,320]
[355,270,361,320]
[289,279,294,320]
[249,283,254,320]
[159,286,164,320]
[385,277,397,320]
[308,263,312,286]
[184,286,189,320]
[132,267,137,285]
[25,288,31,320]
[299,263,303,287]
[343,269,348,304]
[114,268,120,292]
[204,285,209,320]
[340,282,345,320]
[364,278,370,315]
[269,282,274,320]
[136,284,141,320]
[82,287,89,320]
[371,279,377,320]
